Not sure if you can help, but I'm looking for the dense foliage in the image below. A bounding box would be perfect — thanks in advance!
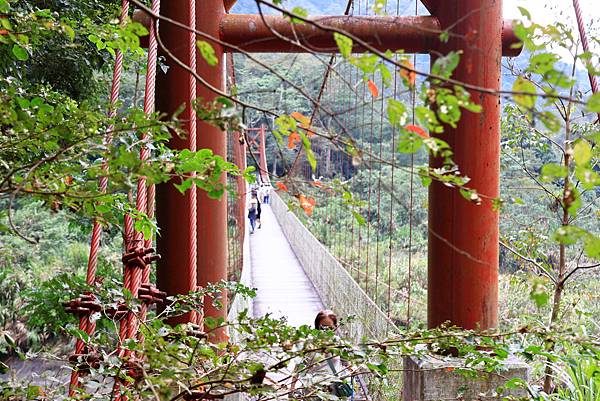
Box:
[1,0,599,400]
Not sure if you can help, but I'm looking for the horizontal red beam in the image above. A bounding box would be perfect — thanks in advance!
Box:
[220,14,522,57]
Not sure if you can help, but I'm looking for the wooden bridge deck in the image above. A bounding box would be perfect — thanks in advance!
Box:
[249,203,324,327]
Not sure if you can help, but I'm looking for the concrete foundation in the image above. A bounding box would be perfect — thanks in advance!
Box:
[403,355,528,401]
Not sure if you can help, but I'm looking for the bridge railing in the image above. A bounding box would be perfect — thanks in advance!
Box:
[269,192,397,341]
[227,185,253,343]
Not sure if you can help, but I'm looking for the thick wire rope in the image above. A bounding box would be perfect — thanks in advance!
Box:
[136,0,161,345]
[406,0,417,327]
[69,0,130,396]
[356,0,366,288]
[114,1,161,400]
[374,18,386,310]
[386,0,401,325]
[364,66,375,299]
[187,0,199,325]
[333,60,342,259]
[571,0,600,122]
[343,57,353,266]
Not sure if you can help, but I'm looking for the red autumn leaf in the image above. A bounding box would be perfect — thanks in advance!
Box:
[291,111,310,127]
[312,180,323,188]
[405,124,429,139]
[291,111,315,137]
[0,30,8,36]
[275,181,289,192]
[446,367,455,372]
[297,194,316,217]
[367,79,379,97]
[287,131,301,149]
[400,59,416,86]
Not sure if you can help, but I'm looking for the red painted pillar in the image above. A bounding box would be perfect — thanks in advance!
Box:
[196,0,228,336]
[156,0,197,325]
[428,0,501,330]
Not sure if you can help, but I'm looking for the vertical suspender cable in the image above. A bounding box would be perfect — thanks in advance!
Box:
[406,0,417,327]
[187,0,199,325]
[135,0,161,340]
[572,0,600,121]
[68,0,130,395]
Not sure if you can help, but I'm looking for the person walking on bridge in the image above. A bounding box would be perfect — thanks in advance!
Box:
[248,191,260,234]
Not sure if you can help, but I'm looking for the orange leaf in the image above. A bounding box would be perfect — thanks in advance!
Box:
[275,181,289,192]
[291,112,315,137]
[0,30,8,36]
[287,131,301,149]
[367,79,379,97]
[312,180,323,188]
[405,124,429,139]
[297,194,315,216]
[400,59,416,86]
[290,111,310,127]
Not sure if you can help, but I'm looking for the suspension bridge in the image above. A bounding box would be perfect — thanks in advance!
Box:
[34,0,597,399]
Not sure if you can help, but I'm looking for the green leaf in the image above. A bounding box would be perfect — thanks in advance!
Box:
[431,51,461,79]
[387,99,407,127]
[11,44,28,61]
[583,234,600,258]
[174,178,194,193]
[63,24,75,41]
[552,225,584,246]
[575,165,600,190]
[197,40,218,66]
[352,211,366,226]
[540,163,567,182]
[529,278,549,308]
[299,130,316,172]
[371,0,386,15]
[518,6,531,20]
[333,33,353,58]
[351,54,378,75]
[512,76,536,109]
[420,174,432,187]
[16,97,29,109]
[290,6,308,23]
[397,131,423,154]
[0,0,9,13]
[0,361,7,375]
[573,140,592,166]
[587,93,600,112]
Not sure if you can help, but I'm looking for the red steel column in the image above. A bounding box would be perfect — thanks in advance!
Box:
[196,0,228,336]
[156,0,197,325]
[428,0,501,330]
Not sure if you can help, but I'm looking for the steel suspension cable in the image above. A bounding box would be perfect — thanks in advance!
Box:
[134,0,161,338]
[187,0,199,325]
[571,0,600,121]
[113,1,161,400]
[406,0,417,327]
[68,0,130,395]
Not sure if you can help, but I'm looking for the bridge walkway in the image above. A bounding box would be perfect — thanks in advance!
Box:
[249,203,324,327]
